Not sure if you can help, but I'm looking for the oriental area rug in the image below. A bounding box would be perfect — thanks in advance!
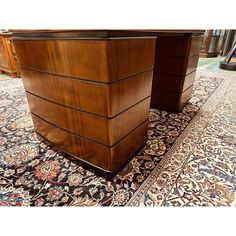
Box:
[0,59,236,206]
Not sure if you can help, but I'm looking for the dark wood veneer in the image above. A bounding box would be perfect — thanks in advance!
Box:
[151,35,202,112]
[12,30,204,173]
[27,92,150,146]
[152,70,196,93]
[21,68,153,117]
[13,34,156,173]
[14,39,155,83]
[31,114,148,173]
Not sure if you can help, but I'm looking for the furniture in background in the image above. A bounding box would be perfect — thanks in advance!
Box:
[12,30,204,174]
[0,32,20,78]
[221,30,236,57]
[200,30,225,58]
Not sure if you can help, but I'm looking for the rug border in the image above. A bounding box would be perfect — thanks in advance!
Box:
[126,71,233,206]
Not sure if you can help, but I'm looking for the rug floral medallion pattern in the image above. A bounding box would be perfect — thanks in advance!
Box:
[0,68,235,206]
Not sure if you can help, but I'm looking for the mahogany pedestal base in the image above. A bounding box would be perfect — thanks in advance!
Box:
[13,33,156,173]
[151,34,203,112]
[12,30,204,174]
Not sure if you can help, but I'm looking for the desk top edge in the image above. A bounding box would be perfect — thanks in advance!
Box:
[9,30,204,39]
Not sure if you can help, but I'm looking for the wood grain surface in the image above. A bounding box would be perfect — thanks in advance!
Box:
[27,92,150,146]
[31,114,148,173]
[14,35,156,172]
[14,38,156,83]
[21,68,153,117]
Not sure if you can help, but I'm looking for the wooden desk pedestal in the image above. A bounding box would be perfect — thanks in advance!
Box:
[13,36,156,173]
[151,34,203,112]
[12,30,204,174]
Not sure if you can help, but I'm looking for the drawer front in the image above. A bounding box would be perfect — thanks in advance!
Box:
[14,38,156,83]
[155,54,199,76]
[27,92,150,146]
[31,114,148,172]
[152,72,183,91]
[155,35,202,57]
[31,113,111,171]
[154,56,187,75]
[21,69,153,117]
[155,36,190,57]
[152,70,196,93]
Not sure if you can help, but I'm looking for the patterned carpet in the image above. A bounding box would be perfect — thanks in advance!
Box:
[128,69,236,206]
[0,58,236,206]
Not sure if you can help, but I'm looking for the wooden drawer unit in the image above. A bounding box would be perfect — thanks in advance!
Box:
[13,33,156,173]
[151,34,202,112]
